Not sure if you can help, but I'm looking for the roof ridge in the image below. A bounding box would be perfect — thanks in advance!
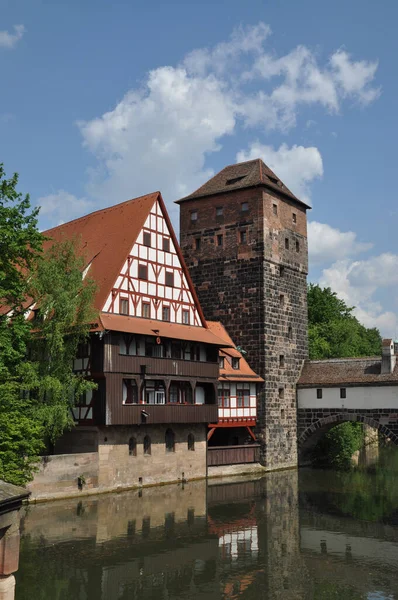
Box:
[43,191,160,234]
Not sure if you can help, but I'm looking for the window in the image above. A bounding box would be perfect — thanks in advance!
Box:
[165,428,175,453]
[219,356,225,369]
[143,435,151,455]
[129,437,137,456]
[188,433,195,451]
[163,237,170,252]
[280,265,285,277]
[120,298,129,315]
[165,271,174,287]
[288,326,293,340]
[191,210,198,222]
[142,302,150,318]
[279,355,285,368]
[169,383,179,404]
[296,240,300,253]
[120,334,136,356]
[143,231,151,247]
[273,203,278,215]
[171,342,182,359]
[241,202,249,212]
[226,175,246,185]
[279,294,285,308]
[218,383,230,408]
[216,206,223,217]
[281,409,285,419]
[162,305,170,321]
[138,264,148,280]
[145,338,163,358]
[232,357,240,370]
[317,389,323,399]
[237,383,250,408]
[340,388,346,399]
[279,387,284,399]
[195,237,201,250]
[123,379,138,405]
[182,309,190,325]
[292,212,297,224]
[145,381,165,404]
[217,234,223,247]
[285,238,289,250]
[239,230,247,244]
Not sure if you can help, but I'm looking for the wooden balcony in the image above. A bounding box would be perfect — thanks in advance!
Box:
[207,444,261,467]
[105,354,219,380]
[106,402,218,426]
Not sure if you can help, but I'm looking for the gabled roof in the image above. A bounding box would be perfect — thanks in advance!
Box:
[298,357,398,387]
[43,193,159,312]
[43,192,207,326]
[175,159,311,209]
[207,321,264,382]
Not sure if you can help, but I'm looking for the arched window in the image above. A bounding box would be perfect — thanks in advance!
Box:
[165,428,175,453]
[129,437,137,456]
[143,435,151,456]
[188,433,195,451]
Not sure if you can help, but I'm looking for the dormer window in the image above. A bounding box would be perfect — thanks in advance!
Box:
[232,357,240,370]
[268,175,279,185]
[226,175,246,185]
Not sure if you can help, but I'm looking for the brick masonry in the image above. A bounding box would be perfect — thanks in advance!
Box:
[179,186,309,470]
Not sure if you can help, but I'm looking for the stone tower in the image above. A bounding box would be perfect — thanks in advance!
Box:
[176,159,310,470]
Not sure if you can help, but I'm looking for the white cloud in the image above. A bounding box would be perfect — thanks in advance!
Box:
[308,221,373,266]
[237,142,323,203]
[0,25,25,49]
[319,255,398,336]
[38,190,94,227]
[330,49,381,105]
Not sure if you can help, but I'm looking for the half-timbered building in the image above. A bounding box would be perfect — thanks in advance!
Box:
[43,191,230,488]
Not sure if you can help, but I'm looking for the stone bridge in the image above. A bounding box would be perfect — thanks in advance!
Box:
[297,340,398,463]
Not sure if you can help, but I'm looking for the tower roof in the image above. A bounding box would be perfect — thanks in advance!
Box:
[175,158,311,209]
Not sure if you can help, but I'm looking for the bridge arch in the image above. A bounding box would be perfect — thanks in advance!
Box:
[298,412,398,465]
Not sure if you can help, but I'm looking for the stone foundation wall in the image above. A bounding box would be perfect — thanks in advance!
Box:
[97,424,207,490]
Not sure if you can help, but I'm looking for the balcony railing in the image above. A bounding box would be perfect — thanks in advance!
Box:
[105,354,219,379]
[106,402,218,426]
[207,444,261,467]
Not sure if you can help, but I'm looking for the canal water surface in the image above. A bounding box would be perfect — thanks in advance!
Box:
[16,449,398,599]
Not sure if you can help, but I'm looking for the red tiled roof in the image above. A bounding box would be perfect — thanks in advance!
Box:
[99,313,231,346]
[298,357,398,386]
[207,321,264,382]
[175,159,311,209]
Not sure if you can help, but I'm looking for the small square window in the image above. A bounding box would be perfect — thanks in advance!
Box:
[191,210,198,222]
[241,202,249,212]
[162,306,170,321]
[316,389,323,399]
[138,264,148,280]
[239,230,247,244]
[292,213,297,224]
[219,356,225,369]
[217,234,223,247]
[273,203,278,216]
[163,237,170,252]
[285,238,289,250]
[279,355,285,368]
[142,302,150,318]
[216,206,223,217]
[182,309,189,325]
[279,387,284,399]
[340,388,346,399]
[165,271,174,287]
[232,357,240,370]
[120,298,129,315]
[296,240,300,253]
[143,231,151,247]
[195,238,201,250]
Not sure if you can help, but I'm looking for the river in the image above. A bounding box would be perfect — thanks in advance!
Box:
[15,446,398,599]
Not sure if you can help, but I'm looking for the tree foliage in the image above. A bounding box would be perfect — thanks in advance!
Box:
[313,422,364,471]
[0,163,97,484]
[308,283,382,360]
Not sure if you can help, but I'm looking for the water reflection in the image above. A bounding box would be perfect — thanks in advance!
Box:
[15,456,398,600]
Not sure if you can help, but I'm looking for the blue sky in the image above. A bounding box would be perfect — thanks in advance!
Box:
[1,0,397,336]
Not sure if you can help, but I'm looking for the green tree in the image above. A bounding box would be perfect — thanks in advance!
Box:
[0,164,97,484]
[308,284,382,359]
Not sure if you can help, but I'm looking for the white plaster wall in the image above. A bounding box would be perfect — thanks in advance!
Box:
[298,385,398,410]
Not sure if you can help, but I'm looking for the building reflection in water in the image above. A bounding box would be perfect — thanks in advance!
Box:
[15,468,398,600]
